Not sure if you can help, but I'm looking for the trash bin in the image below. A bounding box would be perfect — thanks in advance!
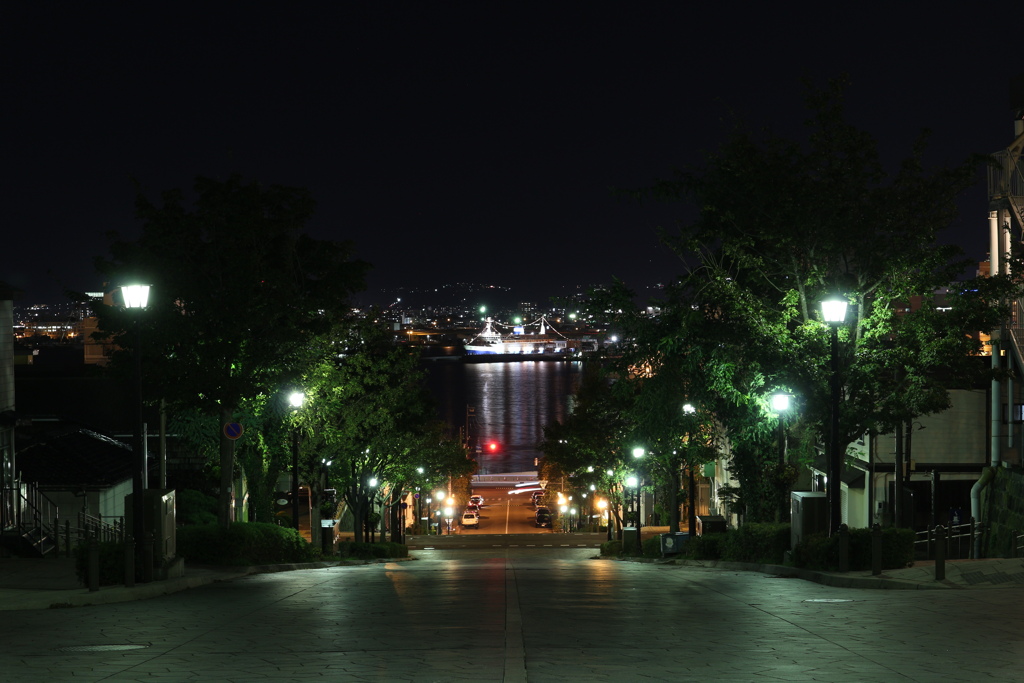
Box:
[660,532,689,557]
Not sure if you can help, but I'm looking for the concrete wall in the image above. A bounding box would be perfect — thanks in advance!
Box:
[873,390,989,465]
[984,466,1024,558]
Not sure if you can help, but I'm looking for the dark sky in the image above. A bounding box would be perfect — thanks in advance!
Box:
[4,4,1022,306]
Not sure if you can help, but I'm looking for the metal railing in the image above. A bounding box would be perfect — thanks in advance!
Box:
[2,480,60,555]
[914,518,982,560]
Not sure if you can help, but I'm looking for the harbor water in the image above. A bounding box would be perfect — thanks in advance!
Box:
[423,359,582,475]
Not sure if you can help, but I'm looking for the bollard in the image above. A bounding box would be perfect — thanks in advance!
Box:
[970,517,976,559]
[935,525,946,581]
[838,524,849,573]
[321,526,334,555]
[142,532,155,584]
[88,536,100,592]
[124,536,136,587]
[871,523,882,576]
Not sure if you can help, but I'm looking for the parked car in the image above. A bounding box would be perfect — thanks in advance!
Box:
[535,507,552,528]
[465,503,481,516]
[461,512,480,528]
[469,495,484,506]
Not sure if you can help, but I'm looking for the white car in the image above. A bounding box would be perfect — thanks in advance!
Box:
[461,512,480,528]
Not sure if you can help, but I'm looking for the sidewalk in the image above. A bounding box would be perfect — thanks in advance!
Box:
[3,551,1023,611]
[0,556,361,611]
[655,555,1024,590]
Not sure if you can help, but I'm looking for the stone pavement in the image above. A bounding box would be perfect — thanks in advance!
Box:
[2,550,1024,611]
[0,556,376,611]
[657,555,1024,590]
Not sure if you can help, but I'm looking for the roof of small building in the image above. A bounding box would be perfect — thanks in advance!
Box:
[15,424,138,490]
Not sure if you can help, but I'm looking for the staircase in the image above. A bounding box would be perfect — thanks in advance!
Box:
[1,480,58,558]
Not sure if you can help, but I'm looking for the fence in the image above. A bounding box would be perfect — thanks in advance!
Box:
[914,518,983,560]
[2,480,60,556]
[53,513,125,557]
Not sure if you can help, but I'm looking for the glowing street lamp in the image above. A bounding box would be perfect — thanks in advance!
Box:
[821,297,848,536]
[288,391,305,533]
[771,392,793,521]
[122,284,150,583]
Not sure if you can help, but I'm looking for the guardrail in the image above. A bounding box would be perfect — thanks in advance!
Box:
[914,519,982,560]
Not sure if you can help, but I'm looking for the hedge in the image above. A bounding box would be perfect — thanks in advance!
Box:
[176,522,320,566]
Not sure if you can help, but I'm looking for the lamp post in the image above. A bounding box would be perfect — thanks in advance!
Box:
[435,490,446,535]
[288,391,305,534]
[771,393,792,522]
[369,477,379,542]
[631,448,644,531]
[444,506,454,535]
[626,475,639,552]
[122,284,150,581]
[597,498,610,540]
[682,404,700,536]
[821,298,848,537]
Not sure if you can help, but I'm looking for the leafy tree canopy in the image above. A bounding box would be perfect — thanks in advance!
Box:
[94,174,370,526]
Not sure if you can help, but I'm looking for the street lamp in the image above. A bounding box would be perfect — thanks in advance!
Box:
[682,403,700,536]
[622,473,638,532]
[443,506,454,535]
[771,393,792,522]
[288,391,305,533]
[821,297,848,536]
[370,479,382,540]
[597,498,610,540]
[630,448,645,531]
[122,284,149,582]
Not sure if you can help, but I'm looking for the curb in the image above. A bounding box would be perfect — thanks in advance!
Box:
[600,555,948,590]
[0,556,414,611]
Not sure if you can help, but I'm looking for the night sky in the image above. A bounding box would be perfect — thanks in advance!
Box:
[4,4,1022,306]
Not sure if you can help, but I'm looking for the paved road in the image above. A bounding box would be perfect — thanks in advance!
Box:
[3,548,1022,682]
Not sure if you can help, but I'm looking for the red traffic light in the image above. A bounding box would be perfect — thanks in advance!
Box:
[487,441,499,452]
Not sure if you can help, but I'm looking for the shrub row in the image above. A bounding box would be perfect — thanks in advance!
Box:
[73,539,127,586]
[602,523,915,572]
[792,527,915,571]
[176,522,321,566]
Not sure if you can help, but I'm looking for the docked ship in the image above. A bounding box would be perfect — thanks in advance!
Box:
[464,316,572,357]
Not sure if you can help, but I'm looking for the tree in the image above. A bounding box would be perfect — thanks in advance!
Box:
[635,79,1019,524]
[541,361,633,537]
[296,321,472,543]
[95,174,369,527]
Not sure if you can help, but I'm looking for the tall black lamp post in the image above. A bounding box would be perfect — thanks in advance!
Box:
[631,448,644,532]
[288,391,305,533]
[122,284,150,579]
[683,403,700,536]
[771,393,792,522]
[821,298,848,537]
